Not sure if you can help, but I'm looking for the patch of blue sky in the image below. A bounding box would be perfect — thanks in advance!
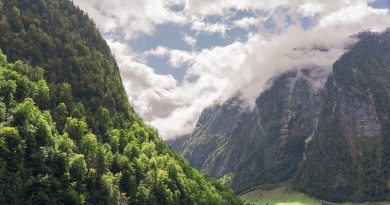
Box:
[122,23,192,82]
[263,17,279,33]
[169,3,185,12]
[197,9,256,23]
[263,11,297,34]
[124,22,255,82]
[203,14,226,24]
[301,16,313,30]
[195,27,253,50]
[146,55,187,81]
[194,11,259,49]
[124,8,262,52]
[104,9,264,83]
[146,26,254,82]
[127,23,193,53]
[369,0,390,9]
[229,9,260,21]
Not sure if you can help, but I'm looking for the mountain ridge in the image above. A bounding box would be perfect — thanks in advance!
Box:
[175,30,390,202]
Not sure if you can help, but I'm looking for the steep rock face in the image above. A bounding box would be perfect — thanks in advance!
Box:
[175,29,390,202]
[296,31,390,202]
[181,96,250,171]
[180,30,390,202]
[230,69,326,193]
[166,134,190,152]
[180,68,326,193]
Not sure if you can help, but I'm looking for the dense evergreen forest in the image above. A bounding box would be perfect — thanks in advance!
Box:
[0,0,243,204]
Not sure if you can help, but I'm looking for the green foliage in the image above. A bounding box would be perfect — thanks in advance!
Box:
[53,102,68,132]
[80,133,98,159]
[0,77,16,104]
[0,11,242,204]
[55,133,73,154]
[64,117,88,143]
[0,102,6,122]
[101,172,122,204]
[0,126,22,156]
[70,154,87,182]
[241,185,390,205]
[0,49,6,66]
[33,79,50,107]
[71,102,86,119]
[0,0,134,134]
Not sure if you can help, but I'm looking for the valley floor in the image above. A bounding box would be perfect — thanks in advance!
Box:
[240,186,390,205]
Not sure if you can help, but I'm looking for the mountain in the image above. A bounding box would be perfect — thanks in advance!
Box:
[0,0,242,204]
[177,30,390,203]
[181,95,251,171]
[166,134,190,152]
[177,68,326,190]
[295,31,390,202]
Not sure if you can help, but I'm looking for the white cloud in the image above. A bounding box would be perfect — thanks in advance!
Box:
[108,40,178,117]
[318,2,389,28]
[183,34,197,47]
[298,3,324,17]
[144,46,170,57]
[144,46,195,68]
[74,0,390,139]
[183,0,287,17]
[73,0,279,39]
[191,21,228,36]
[73,0,186,39]
[168,50,194,68]
[233,17,261,29]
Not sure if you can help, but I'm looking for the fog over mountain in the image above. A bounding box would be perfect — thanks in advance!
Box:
[173,30,390,202]
[74,0,390,139]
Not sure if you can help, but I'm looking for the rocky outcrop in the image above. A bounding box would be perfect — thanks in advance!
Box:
[296,31,390,202]
[166,134,190,152]
[180,67,326,192]
[181,96,250,171]
[178,30,390,202]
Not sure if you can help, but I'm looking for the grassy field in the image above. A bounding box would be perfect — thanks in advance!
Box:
[240,185,390,205]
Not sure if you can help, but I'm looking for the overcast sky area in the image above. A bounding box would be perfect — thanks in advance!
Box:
[73,0,390,140]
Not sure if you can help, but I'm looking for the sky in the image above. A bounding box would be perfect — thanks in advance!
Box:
[73,0,390,140]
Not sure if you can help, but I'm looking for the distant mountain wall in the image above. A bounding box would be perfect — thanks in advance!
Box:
[177,30,390,202]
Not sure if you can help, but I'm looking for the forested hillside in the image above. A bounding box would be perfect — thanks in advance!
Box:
[0,0,242,204]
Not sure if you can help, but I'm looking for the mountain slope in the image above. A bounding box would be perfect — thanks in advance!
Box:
[0,0,242,204]
[0,0,134,135]
[181,95,250,172]
[179,68,326,192]
[178,30,390,203]
[295,31,390,202]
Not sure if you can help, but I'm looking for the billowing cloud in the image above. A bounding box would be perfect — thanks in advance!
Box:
[73,0,186,39]
[183,34,196,47]
[233,17,262,29]
[144,46,194,68]
[318,2,389,29]
[191,21,228,36]
[298,2,324,17]
[74,0,390,139]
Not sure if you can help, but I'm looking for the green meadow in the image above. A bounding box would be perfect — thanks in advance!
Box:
[241,186,390,205]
